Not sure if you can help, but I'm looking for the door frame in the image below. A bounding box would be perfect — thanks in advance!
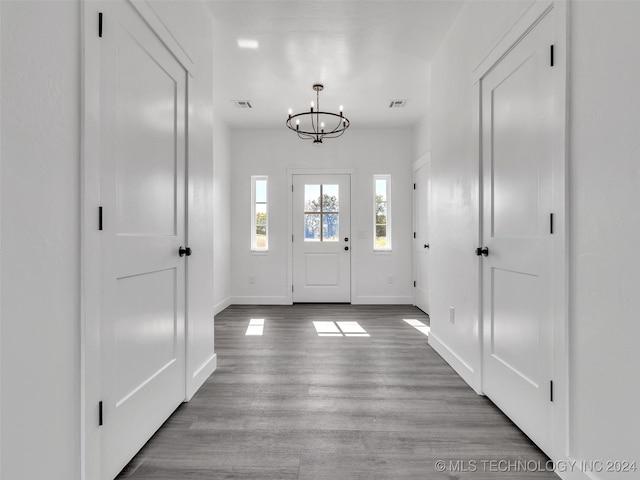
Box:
[472,0,568,466]
[286,167,356,304]
[412,152,430,313]
[80,1,195,478]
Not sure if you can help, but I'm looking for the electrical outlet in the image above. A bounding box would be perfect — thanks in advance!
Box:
[249,275,255,284]
[449,307,455,324]
[357,230,368,239]
[387,275,394,284]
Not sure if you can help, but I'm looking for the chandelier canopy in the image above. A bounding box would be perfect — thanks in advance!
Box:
[286,84,350,144]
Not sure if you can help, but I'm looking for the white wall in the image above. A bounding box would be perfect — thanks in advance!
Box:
[413,65,431,161]
[426,0,533,391]
[1,1,81,478]
[427,0,639,477]
[212,113,231,314]
[1,1,218,478]
[569,1,640,476]
[230,128,414,305]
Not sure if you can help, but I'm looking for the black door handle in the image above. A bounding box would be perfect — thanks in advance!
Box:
[344,237,349,242]
[344,246,349,251]
[179,246,192,257]
[475,246,489,257]
[424,244,429,249]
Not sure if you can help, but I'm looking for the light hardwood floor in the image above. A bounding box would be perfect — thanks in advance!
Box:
[116,304,558,479]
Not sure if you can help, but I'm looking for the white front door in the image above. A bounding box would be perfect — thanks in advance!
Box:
[99,2,187,477]
[480,12,554,455]
[414,162,430,314]
[292,174,351,303]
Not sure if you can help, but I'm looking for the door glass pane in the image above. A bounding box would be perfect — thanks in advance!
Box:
[304,185,321,212]
[323,214,339,241]
[322,184,339,212]
[304,214,321,241]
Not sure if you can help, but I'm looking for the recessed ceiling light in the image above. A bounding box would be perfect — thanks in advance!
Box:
[237,38,259,49]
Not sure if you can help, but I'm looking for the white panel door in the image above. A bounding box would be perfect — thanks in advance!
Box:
[414,163,430,314]
[293,174,351,303]
[99,2,187,478]
[481,12,554,455]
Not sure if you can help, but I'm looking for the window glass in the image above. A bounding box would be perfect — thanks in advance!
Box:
[251,176,268,251]
[374,175,391,250]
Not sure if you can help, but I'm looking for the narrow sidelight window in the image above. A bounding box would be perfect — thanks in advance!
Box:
[374,175,391,250]
[251,176,268,251]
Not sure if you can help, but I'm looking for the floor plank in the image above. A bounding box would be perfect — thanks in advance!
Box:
[116,304,558,479]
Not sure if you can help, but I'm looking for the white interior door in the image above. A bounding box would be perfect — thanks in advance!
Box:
[480,12,554,455]
[414,163,430,314]
[99,2,187,477]
[292,174,351,303]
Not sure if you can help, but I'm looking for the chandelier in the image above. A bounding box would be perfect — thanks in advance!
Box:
[286,84,350,144]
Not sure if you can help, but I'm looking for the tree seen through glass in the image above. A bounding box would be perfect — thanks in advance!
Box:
[304,184,339,241]
[375,178,388,249]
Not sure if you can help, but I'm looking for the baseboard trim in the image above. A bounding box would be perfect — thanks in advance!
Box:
[230,296,291,305]
[428,331,480,394]
[186,353,217,401]
[213,296,232,316]
[352,295,414,305]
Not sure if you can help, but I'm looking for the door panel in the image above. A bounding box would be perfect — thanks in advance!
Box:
[115,269,178,405]
[115,28,178,237]
[100,2,186,477]
[293,175,351,302]
[305,254,340,285]
[481,12,554,455]
[414,163,430,313]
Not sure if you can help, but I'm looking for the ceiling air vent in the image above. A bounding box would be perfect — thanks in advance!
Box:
[389,99,407,108]
[233,100,252,109]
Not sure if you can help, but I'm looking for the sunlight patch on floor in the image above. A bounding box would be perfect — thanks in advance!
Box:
[245,318,265,336]
[313,320,370,337]
[403,318,430,336]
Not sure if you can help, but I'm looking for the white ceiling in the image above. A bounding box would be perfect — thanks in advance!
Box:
[207,1,464,129]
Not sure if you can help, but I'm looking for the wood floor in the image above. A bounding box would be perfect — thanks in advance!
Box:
[116,304,558,479]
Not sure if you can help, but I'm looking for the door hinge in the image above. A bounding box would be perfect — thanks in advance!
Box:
[98,206,103,231]
[550,44,554,67]
[550,381,554,402]
[291,184,294,192]
[413,232,416,239]
[550,213,554,234]
[292,234,294,242]
[98,401,103,426]
[413,183,416,190]
[98,12,103,38]
[292,285,294,292]
[413,281,416,288]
